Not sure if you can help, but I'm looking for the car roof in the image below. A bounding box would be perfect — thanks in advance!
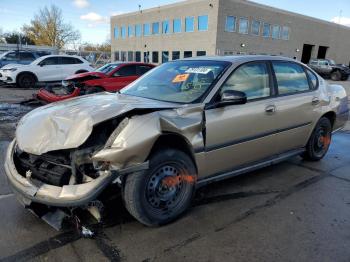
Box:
[180,55,297,63]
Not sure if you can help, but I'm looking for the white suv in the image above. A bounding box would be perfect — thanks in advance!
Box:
[0,55,94,88]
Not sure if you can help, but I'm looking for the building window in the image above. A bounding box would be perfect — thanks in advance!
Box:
[225,16,236,32]
[162,20,170,34]
[185,17,194,32]
[162,51,169,63]
[152,22,160,35]
[128,51,134,61]
[115,51,120,61]
[128,25,134,37]
[184,51,192,58]
[144,51,150,63]
[239,18,249,34]
[114,26,119,39]
[173,18,182,33]
[197,51,206,56]
[172,51,180,60]
[272,25,281,39]
[262,23,271,37]
[198,15,208,31]
[135,51,141,62]
[152,51,159,63]
[121,26,126,39]
[251,20,260,36]
[281,26,290,40]
[135,24,142,37]
[144,24,151,36]
[121,51,126,61]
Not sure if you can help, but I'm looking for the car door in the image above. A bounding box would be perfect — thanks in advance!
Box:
[104,65,138,91]
[203,61,281,177]
[267,61,320,154]
[36,57,62,81]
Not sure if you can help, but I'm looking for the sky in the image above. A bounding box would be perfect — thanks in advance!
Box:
[0,0,349,45]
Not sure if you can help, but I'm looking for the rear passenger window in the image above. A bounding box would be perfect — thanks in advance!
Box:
[221,62,271,100]
[114,65,136,77]
[136,65,153,76]
[306,69,318,89]
[272,62,310,95]
[20,52,35,60]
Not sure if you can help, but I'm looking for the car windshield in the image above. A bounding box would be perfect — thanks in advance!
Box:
[121,60,230,103]
[96,63,121,74]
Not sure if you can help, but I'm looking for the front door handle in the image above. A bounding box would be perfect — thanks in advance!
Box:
[312,97,320,105]
[265,105,276,114]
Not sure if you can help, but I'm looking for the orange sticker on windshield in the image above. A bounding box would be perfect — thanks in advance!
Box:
[172,74,189,83]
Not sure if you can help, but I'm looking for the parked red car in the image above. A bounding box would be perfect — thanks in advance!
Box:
[37,62,155,103]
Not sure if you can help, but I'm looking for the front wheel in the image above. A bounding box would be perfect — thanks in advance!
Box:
[123,148,197,226]
[17,73,37,89]
[302,117,332,161]
[330,71,341,81]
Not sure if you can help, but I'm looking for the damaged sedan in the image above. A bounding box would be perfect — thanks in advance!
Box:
[4,56,349,228]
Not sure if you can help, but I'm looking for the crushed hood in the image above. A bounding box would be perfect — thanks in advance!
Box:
[66,71,106,81]
[16,93,180,155]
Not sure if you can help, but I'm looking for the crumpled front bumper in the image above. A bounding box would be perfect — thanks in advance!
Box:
[4,140,114,207]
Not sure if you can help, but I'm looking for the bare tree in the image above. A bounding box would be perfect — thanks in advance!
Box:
[23,5,81,49]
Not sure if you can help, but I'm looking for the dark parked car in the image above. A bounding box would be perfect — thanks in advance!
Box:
[0,50,50,68]
[308,59,350,81]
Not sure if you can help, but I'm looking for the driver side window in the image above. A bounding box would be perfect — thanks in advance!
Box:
[220,62,271,100]
[113,65,136,77]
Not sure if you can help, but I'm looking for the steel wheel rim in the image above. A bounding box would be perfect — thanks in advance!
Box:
[313,126,330,155]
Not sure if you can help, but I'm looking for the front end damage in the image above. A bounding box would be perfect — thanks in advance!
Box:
[4,96,205,230]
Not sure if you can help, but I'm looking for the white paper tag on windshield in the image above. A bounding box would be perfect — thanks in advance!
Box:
[185,67,212,74]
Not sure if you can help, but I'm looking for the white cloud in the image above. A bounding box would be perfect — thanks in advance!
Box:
[80,12,108,23]
[331,16,350,27]
[73,0,90,9]
[111,11,124,17]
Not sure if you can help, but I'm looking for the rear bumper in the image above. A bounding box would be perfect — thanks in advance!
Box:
[4,140,114,207]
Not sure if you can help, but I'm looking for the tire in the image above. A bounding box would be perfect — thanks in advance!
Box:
[341,75,349,81]
[123,148,197,227]
[330,71,341,81]
[85,86,104,94]
[17,73,37,89]
[302,117,332,161]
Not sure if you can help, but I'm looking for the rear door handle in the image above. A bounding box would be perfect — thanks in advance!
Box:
[265,105,276,114]
[312,97,320,105]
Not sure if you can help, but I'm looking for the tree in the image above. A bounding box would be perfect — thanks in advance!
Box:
[22,5,80,49]
[3,32,35,45]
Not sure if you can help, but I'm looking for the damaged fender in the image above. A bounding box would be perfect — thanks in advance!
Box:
[92,104,205,170]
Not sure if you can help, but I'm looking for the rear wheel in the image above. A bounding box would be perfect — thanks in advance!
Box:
[302,117,332,161]
[17,73,37,89]
[330,71,341,81]
[123,148,197,226]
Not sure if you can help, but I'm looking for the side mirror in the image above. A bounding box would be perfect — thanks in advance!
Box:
[218,90,247,107]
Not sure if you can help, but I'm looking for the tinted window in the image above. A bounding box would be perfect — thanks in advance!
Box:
[262,23,271,37]
[136,65,153,75]
[172,51,180,60]
[128,51,134,62]
[61,57,81,64]
[20,52,35,60]
[251,20,260,36]
[306,69,318,89]
[121,26,127,38]
[114,65,136,77]
[162,20,170,34]
[135,24,142,37]
[272,25,281,39]
[4,52,18,61]
[121,51,126,62]
[221,62,271,100]
[273,62,310,95]
[173,19,182,33]
[197,51,206,56]
[144,24,151,36]
[144,52,150,63]
[115,51,120,61]
[152,22,160,35]
[184,51,192,58]
[152,52,159,63]
[162,51,169,63]
[239,18,249,34]
[281,26,290,40]
[114,26,119,39]
[198,15,208,31]
[128,25,134,37]
[40,57,59,65]
[185,17,194,32]
[225,16,236,32]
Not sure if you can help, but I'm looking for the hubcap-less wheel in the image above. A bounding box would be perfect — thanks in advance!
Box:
[312,126,331,158]
[19,74,36,88]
